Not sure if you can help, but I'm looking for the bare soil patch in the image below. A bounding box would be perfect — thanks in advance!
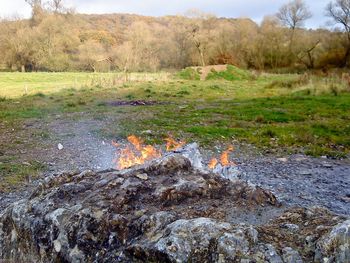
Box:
[107,100,163,107]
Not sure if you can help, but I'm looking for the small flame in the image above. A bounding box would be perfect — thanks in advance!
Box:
[220,146,234,166]
[208,146,236,169]
[114,135,161,170]
[127,135,142,151]
[165,136,186,151]
[208,158,218,169]
[113,136,236,171]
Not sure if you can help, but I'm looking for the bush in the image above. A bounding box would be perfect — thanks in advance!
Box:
[329,84,339,96]
[33,92,46,98]
[255,115,265,123]
[177,68,200,80]
[261,129,277,138]
[206,65,253,81]
[177,90,190,95]
[265,74,309,89]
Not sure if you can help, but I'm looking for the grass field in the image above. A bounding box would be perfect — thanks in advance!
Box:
[0,71,349,190]
[1,71,349,190]
[0,72,170,98]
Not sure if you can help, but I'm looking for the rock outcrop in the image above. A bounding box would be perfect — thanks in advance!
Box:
[0,146,348,262]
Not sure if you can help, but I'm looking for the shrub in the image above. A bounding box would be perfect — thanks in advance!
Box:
[329,84,339,96]
[65,102,76,107]
[34,92,46,98]
[177,68,200,80]
[255,115,265,123]
[261,129,277,138]
[265,74,309,89]
[206,65,253,81]
[77,99,87,105]
[177,90,190,95]
[125,94,135,100]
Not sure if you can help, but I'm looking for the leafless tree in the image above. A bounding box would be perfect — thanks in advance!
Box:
[276,0,312,54]
[326,0,350,66]
[190,25,206,67]
[25,0,44,25]
[276,0,312,29]
[25,0,42,7]
[48,0,65,14]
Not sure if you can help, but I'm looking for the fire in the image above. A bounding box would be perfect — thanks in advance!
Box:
[112,135,236,171]
[208,158,218,169]
[208,146,236,169]
[220,146,234,166]
[165,136,186,151]
[127,135,142,151]
[113,135,185,170]
[114,135,161,170]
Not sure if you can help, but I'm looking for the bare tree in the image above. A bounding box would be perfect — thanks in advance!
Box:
[25,0,42,7]
[276,0,312,53]
[25,0,44,25]
[277,0,312,29]
[48,0,65,14]
[326,0,350,67]
[190,25,207,67]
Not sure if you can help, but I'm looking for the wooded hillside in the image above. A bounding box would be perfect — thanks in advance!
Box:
[1,0,349,72]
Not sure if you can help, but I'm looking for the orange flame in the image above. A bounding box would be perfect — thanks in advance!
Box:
[208,158,218,169]
[113,136,236,171]
[165,136,186,151]
[208,146,236,169]
[114,135,161,170]
[220,146,234,166]
[127,135,142,151]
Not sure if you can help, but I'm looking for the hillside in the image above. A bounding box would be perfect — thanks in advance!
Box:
[0,7,345,72]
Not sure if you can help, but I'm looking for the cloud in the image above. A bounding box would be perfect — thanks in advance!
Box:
[0,0,31,18]
[0,0,331,28]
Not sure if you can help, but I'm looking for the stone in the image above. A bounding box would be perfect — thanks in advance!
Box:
[282,247,303,263]
[217,231,250,261]
[174,143,204,170]
[131,217,253,262]
[135,173,148,180]
[0,145,348,263]
[281,223,300,232]
[315,219,350,262]
[299,169,312,176]
[322,162,333,168]
[262,244,283,263]
[213,163,240,181]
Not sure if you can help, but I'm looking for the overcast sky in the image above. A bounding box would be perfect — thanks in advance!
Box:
[0,0,332,29]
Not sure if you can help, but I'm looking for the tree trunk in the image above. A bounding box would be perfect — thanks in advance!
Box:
[21,65,26,72]
[342,44,350,68]
[199,50,206,67]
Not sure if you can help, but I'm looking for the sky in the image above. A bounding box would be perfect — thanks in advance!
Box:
[0,0,332,29]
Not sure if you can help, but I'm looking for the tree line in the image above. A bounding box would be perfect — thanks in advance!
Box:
[0,0,350,72]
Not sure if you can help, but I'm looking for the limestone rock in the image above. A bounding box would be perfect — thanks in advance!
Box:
[315,219,350,262]
[0,145,348,262]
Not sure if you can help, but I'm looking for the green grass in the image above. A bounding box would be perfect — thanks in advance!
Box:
[116,95,350,158]
[177,67,201,80]
[0,72,170,98]
[0,71,349,160]
[0,161,45,192]
[206,65,253,81]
